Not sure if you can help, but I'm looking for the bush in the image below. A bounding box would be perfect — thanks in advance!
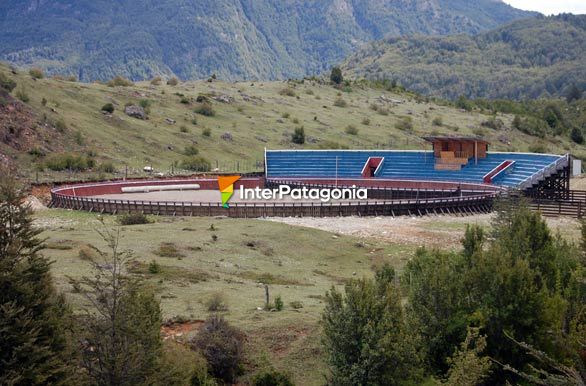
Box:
[107,76,133,87]
[101,103,114,113]
[167,77,179,86]
[54,118,67,132]
[139,99,151,109]
[333,98,347,108]
[148,260,161,274]
[571,127,584,144]
[345,125,358,135]
[183,145,199,156]
[432,116,443,126]
[29,68,44,79]
[0,72,16,92]
[281,112,290,119]
[15,88,29,102]
[194,103,215,117]
[206,293,228,312]
[274,295,284,311]
[117,213,151,226]
[180,125,189,133]
[377,108,389,116]
[202,128,211,137]
[150,76,162,85]
[279,88,296,97]
[289,301,303,309]
[181,156,211,172]
[97,162,116,173]
[528,143,547,153]
[191,315,245,383]
[394,117,413,131]
[180,96,190,104]
[154,242,184,258]
[292,126,305,145]
[252,369,294,386]
[330,66,343,85]
[481,117,504,130]
[45,153,92,171]
[361,117,370,125]
[78,245,96,261]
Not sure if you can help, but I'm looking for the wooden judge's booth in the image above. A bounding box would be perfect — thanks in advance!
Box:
[423,136,489,170]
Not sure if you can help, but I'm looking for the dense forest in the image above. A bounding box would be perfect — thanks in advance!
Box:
[0,0,533,81]
[342,14,586,100]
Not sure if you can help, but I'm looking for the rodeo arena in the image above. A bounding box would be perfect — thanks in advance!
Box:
[50,136,584,219]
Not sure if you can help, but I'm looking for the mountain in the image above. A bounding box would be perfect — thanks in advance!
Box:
[0,0,535,82]
[341,14,586,100]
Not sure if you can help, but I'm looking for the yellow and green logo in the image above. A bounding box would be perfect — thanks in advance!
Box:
[218,176,241,208]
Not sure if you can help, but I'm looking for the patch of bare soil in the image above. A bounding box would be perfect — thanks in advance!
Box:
[266,215,492,249]
[161,319,204,341]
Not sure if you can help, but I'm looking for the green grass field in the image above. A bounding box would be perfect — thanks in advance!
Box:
[35,209,414,384]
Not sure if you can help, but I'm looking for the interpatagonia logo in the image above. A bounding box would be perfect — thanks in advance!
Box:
[217,176,241,208]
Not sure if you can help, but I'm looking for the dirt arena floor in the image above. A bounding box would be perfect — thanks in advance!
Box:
[91,188,377,204]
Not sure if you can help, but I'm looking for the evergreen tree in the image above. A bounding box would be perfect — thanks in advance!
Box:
[566,84,583,103]
[330,67,343,85]
[322,266,421,385]
[0,174,76,385]
[75,227,163,386]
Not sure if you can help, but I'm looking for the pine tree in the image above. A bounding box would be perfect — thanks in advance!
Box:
[330,67,343,85]
[75,227,163,386]
[0,174,76,385]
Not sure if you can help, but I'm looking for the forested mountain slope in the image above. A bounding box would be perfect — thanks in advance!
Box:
[342,14,586,100]
[0,0,534,81]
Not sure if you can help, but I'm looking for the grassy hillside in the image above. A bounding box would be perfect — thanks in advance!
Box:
[0,0,534,81]
[1,63,584,182]
[342,14,586,99]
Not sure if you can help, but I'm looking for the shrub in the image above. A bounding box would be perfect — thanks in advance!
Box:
[369,103,379,111]
[148,260,161,274]
[292,126,305,144]
[183,145,199,156]
[191,315,245,383]
[529,143,547,153]
[139,99,151,109]
[281,112,290,119]
[571,127,584,144]
[29,68,44,79]
[289,301,303,309]
[432,116,443,126]
[274,295,284,311]
[377,108,389,116]
[252,369,294,386]
[206,293,228,312]
[202,128,211,137]
[154,242,184,258]
[481,117,504,130]
[0,72,16,92]
[362,117,370,125]
[117,213,151,226]
[107,76,133,87]
[305,89,314,95]
[15,88,29,102]
[394,117,413,131]
[292,117,299,124]
[180,96,190,104]
[167,77,179,86]
[45,153,92,171]
[101,103,114,113]
[345,125,358,135]
[54,118,67,132]
[279,88,296,97]
[97,162,116,173]
[333,98,347,108]
[330,66,343,85]
[150,76,162,85]
[78,245,96,261]
[181,156,211,172]
[194,103,215,117]
[472,127,487,137]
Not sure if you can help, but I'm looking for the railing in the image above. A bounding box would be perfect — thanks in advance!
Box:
[518,154,570,190]
[483,160,515,183]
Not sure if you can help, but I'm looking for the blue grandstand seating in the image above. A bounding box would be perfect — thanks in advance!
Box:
[265,150,567,189]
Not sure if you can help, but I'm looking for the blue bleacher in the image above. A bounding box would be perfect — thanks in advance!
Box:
[265,150,565,189]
